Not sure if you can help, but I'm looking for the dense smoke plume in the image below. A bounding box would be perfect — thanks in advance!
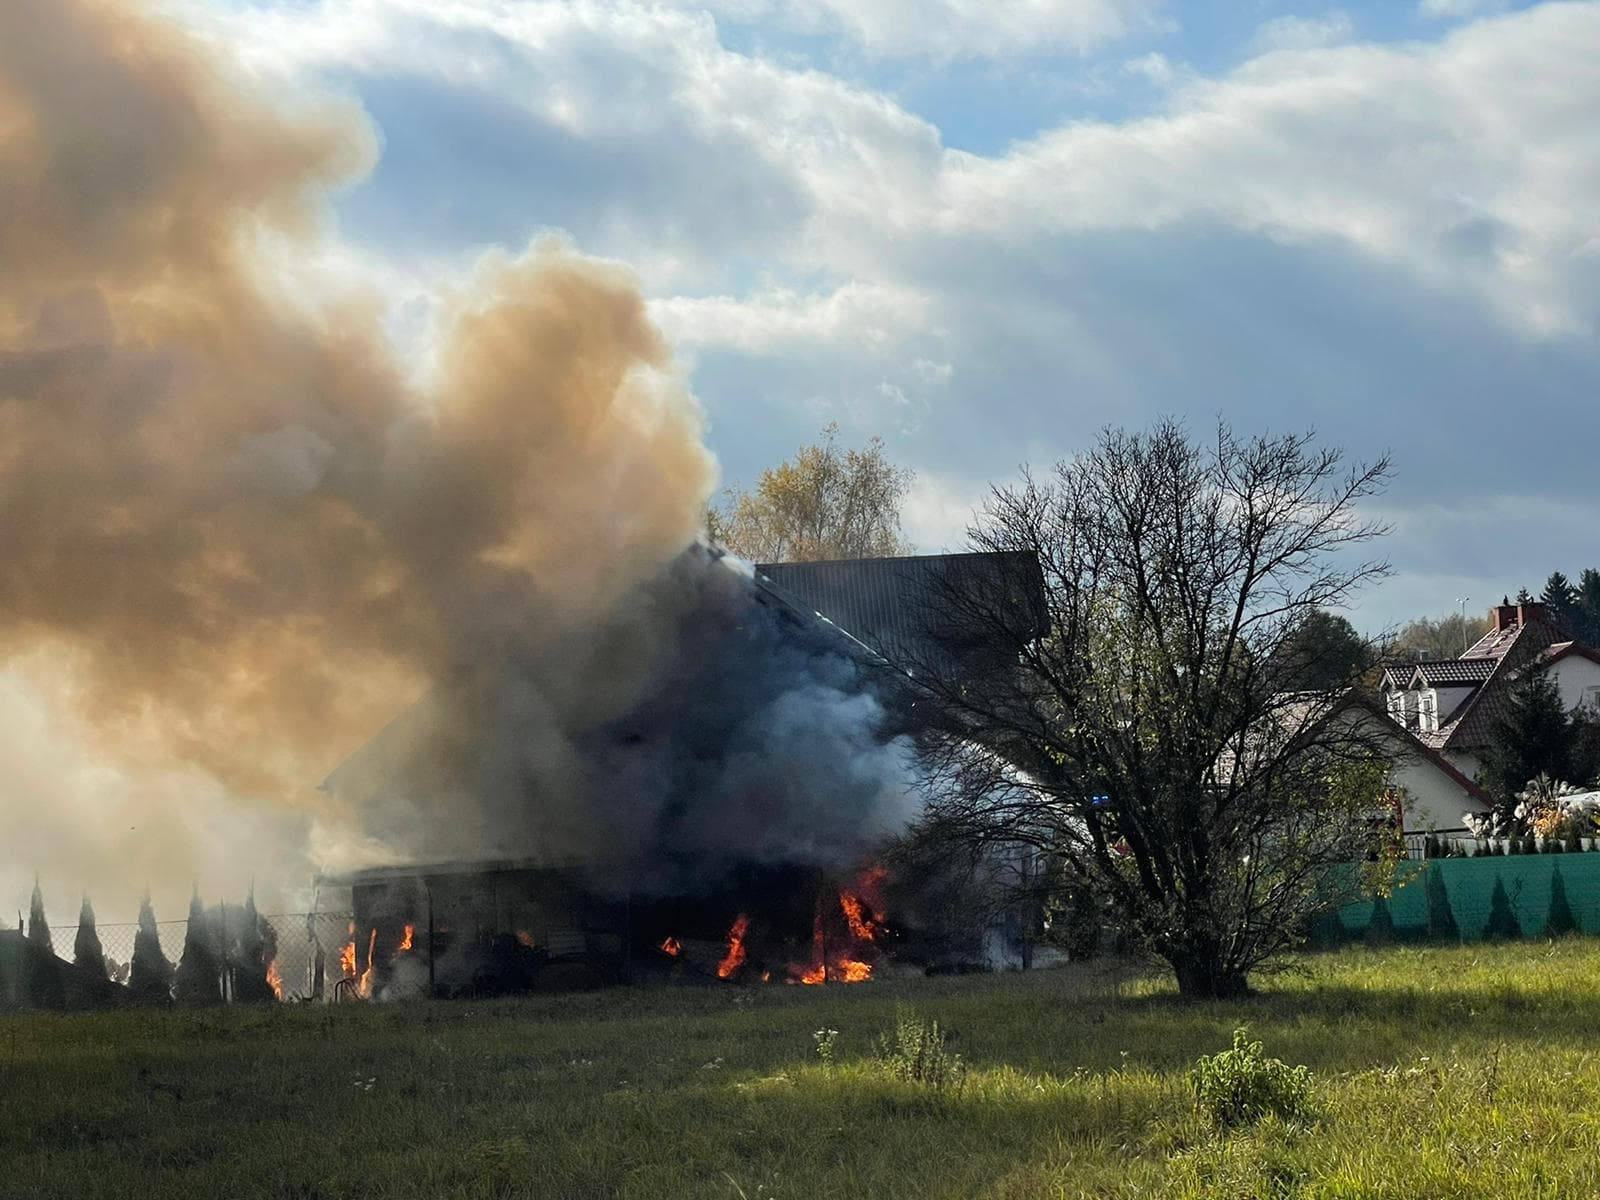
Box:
[0,0,911,919]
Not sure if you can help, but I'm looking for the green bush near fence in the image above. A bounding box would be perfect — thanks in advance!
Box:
[1315,852,1600,946]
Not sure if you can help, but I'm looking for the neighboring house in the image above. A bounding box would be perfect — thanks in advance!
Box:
[1264,692,1493,838]
[1380,601,1600,785]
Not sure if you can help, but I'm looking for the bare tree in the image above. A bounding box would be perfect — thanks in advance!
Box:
[900,420,1395,998]
[709,423,914,562]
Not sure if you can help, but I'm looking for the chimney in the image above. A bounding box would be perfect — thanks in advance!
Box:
[1492,601,1548,632]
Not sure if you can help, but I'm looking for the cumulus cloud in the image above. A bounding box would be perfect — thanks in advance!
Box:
[191,0,1600,636]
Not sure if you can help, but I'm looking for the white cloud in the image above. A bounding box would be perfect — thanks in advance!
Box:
[651,282,933,355]
[938,4,1600,336]
[900,471,989,553]
[1418,0,1510,18]
[1250,10,1354,53]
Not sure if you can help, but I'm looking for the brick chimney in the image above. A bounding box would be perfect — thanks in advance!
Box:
[1493,601,1549,632]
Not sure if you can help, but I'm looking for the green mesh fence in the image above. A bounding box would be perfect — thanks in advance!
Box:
[1310,852,1600,946]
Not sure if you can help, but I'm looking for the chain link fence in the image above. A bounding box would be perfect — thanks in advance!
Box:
[31,911,355,1002]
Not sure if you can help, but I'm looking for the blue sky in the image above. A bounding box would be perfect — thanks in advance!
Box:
[205,0,1598,631]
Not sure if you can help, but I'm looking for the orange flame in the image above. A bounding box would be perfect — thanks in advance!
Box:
[515,930,536,948]
[398,923,414,953]
[787,886,879,985]
[840,892,876,942]
[659,936,681,957]
[339,938,356,979]
[265,955,285,1001]
[357,928,377,998]
[716,914,750,979]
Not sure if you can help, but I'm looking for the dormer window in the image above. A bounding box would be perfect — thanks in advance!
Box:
[1418,689,1437,732]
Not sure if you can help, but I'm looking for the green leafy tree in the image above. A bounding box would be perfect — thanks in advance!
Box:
[1480,665,1574,810]
[1271,609,1375,691]
[1391,612,1489,662]
[128,892,174,1003]
[709,423,914,562]
[73,895,107,979]
[905,420,1394,998]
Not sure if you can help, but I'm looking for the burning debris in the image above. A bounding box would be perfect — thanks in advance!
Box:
[715,915,750,980]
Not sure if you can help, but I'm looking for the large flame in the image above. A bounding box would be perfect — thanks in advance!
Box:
[338,936,357,979]
[265,955,285,1001]
[357,927,377,998]
[716,914,749,979]
[786,869,887,985]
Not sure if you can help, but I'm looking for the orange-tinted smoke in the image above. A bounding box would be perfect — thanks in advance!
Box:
[0,0,716,835]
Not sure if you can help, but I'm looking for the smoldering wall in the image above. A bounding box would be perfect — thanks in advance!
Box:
[0,0,911,918]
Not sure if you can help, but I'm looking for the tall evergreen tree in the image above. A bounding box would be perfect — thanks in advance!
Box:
[26,878,51,952]
[1542,572,1578,630]
[232,888,279,1003]
[1515,587,1535,605]
[73,895,107,979]
[1576,568,1600,645]
[174,888,221,1005]
[1481,665,1574,809]
[128,891,174,1004]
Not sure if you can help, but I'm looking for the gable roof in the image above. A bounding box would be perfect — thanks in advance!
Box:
[1382,607,1567,753]
[754,550,1048,675]
[1411,659,1498,687]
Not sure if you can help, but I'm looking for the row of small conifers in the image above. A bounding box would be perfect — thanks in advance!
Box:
[1,881,279,1011]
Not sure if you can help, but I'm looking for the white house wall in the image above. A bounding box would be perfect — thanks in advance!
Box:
[1550,656,1600,715]
[1390,751,1486,833]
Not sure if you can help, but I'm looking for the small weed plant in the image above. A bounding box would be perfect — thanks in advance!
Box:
[876,1006,966,1093]
[1188,1028,1315,1127]
[812,1027,838,1067]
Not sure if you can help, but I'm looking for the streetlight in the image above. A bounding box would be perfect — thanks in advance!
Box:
[1455,596,1470,654]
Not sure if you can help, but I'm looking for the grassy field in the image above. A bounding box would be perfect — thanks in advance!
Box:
[6,942,1600,1199]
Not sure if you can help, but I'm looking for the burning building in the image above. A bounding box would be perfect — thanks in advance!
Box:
[314,544,1046,997]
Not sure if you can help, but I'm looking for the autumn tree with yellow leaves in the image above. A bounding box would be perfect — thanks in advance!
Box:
[709,424,915,563]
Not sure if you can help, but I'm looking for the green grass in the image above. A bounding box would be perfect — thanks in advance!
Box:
[7,942,1600,1198]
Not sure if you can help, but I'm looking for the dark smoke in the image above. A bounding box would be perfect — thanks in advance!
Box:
[0,0,910,915]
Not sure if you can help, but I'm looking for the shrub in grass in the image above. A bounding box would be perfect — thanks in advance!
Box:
[1188,1028,1315,1128]
[877,1007,966,1093]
